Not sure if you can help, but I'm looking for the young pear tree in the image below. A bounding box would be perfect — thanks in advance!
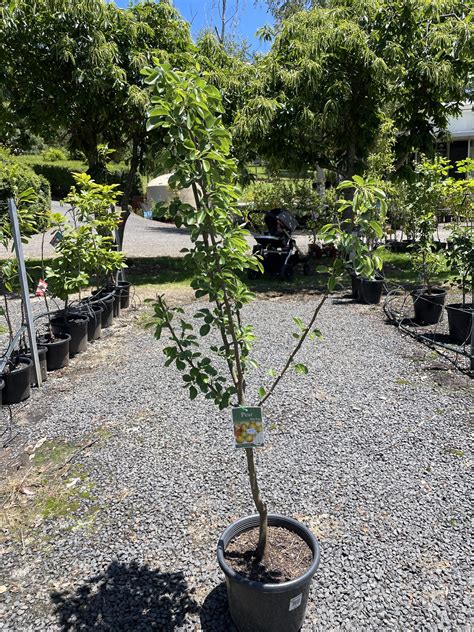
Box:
[144,61,345,560]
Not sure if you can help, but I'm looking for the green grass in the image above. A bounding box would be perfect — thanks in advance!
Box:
[23,249,450,297]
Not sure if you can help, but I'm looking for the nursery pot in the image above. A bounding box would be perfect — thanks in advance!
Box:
[20,346,48,384]
[99,295,114,328]
[81,303,103,341]
[0,378,4,407]
[112,288,122,318]
[118,281,131,309]
[2,358,33,405]
[217,514,321,632]
[349,272,359,299]
[51,313,89,356]
[411,288,447,325]
[359,278,384,305]
[38,333,71,371]
[445,303,474,344]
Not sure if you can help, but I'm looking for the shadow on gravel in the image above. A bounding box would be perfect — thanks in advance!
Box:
[200,582,237,632]
[51,560,199,630]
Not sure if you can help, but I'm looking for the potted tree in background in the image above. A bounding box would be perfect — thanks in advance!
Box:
[410,210,446,325]
[445,225,474,344]
[321,176,387,304]
[143,61,360,632]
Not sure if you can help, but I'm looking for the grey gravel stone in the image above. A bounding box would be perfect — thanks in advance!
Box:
[0,294,472,631]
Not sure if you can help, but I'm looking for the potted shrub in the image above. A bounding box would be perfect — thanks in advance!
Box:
[410,210,446,325]
[46,174,126,347]
[144,62,361,632]
[445,225,474,344]
[62,173,126,325]
[321,176,386,304]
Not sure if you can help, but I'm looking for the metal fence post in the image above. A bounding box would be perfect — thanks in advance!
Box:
[7,198,42,387]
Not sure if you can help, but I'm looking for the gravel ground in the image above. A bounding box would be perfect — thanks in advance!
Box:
[0,292,472,631]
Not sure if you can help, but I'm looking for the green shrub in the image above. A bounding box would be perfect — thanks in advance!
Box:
[0,148,51,232]
[242,177,336,229]
[18,155,144,200]
[42,147,68,162]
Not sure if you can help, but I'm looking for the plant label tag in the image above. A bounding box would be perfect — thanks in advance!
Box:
[35,278,48,297]
[232,407,264,448]
[50,231,63,247]
[289,593,302,611]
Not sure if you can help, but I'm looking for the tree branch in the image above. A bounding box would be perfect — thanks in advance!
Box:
[259,293,328,406]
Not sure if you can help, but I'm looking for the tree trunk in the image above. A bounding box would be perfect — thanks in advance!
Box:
[117,137,141,250]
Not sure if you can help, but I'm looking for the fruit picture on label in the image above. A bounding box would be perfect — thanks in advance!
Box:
[232,408,264,448]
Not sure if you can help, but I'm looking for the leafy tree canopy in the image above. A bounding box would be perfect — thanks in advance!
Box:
[239,0,473,179]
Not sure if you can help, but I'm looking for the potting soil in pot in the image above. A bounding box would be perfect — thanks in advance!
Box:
[224,526,313,583]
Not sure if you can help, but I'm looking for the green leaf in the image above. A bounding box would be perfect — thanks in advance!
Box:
[200,323,211,336]
[258,386,266,398]
[294,363,309,375]
[189,385,198,400]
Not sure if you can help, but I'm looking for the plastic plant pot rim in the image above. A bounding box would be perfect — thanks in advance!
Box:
[217,513,321,594]
[38,333,72,346]
[446,302,474,312]
[411,287,447,297]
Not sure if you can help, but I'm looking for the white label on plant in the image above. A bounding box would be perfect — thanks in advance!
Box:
[289,593,302,611]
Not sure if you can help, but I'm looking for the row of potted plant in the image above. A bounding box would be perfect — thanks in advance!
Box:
[0,174,130,406]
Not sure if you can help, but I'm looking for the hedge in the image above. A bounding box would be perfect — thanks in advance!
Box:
[0,149,51,233]
[18,155,144,200]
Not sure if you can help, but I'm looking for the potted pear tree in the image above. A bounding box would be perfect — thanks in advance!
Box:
[445,225,474,344]
[144,61,356,632]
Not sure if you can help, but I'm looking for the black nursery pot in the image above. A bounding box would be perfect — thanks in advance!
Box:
[51,313,89,356]
[411,288,447,325]
[20,346,48,384]
[349,272,359,299]
[38,333,71,371]
[2,358,33,405]
[81,303,104,341]
[359,278,384,305]
[99,296,114,329]
[217,514,321,632]
[445,303,474,344]
[118,281,131,309]
[0,378,4,407]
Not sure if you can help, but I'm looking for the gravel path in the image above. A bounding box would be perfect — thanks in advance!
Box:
[0,293,472,631]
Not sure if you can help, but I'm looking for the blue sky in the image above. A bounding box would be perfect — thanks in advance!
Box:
[114,0,274,52]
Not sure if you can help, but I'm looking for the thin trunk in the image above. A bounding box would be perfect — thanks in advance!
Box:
[118,137,141,249]
[190,176,268,560]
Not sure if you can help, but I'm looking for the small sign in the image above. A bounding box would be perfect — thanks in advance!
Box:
[143,209,153,219]
[35,279,48,297]
[232,407,264,448]
[289,593,303,611]
[50,231,63,247]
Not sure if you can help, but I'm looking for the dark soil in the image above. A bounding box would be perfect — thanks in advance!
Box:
[224,526,313,583]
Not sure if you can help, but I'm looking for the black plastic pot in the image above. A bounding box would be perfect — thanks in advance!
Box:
[2,358,33,404]
[100,296,114,328]
[118,281,131,309]
[38,333,71,371]
[112,288,121,318]
[51,313,89,356]
[217,514,321,632]
[349,272,358,299]
[412,288,447,325]
[20,346,48,384]
[81,303,103,341]
[359,278,384,305]
[446,303,474,344]
[0,378,4,407]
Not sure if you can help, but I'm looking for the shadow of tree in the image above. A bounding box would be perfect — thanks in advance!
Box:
[200,582,237,632]
[51,560,199,631]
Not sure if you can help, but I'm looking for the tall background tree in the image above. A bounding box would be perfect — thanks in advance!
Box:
[0,0,191,209]
[239,0,473,180]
